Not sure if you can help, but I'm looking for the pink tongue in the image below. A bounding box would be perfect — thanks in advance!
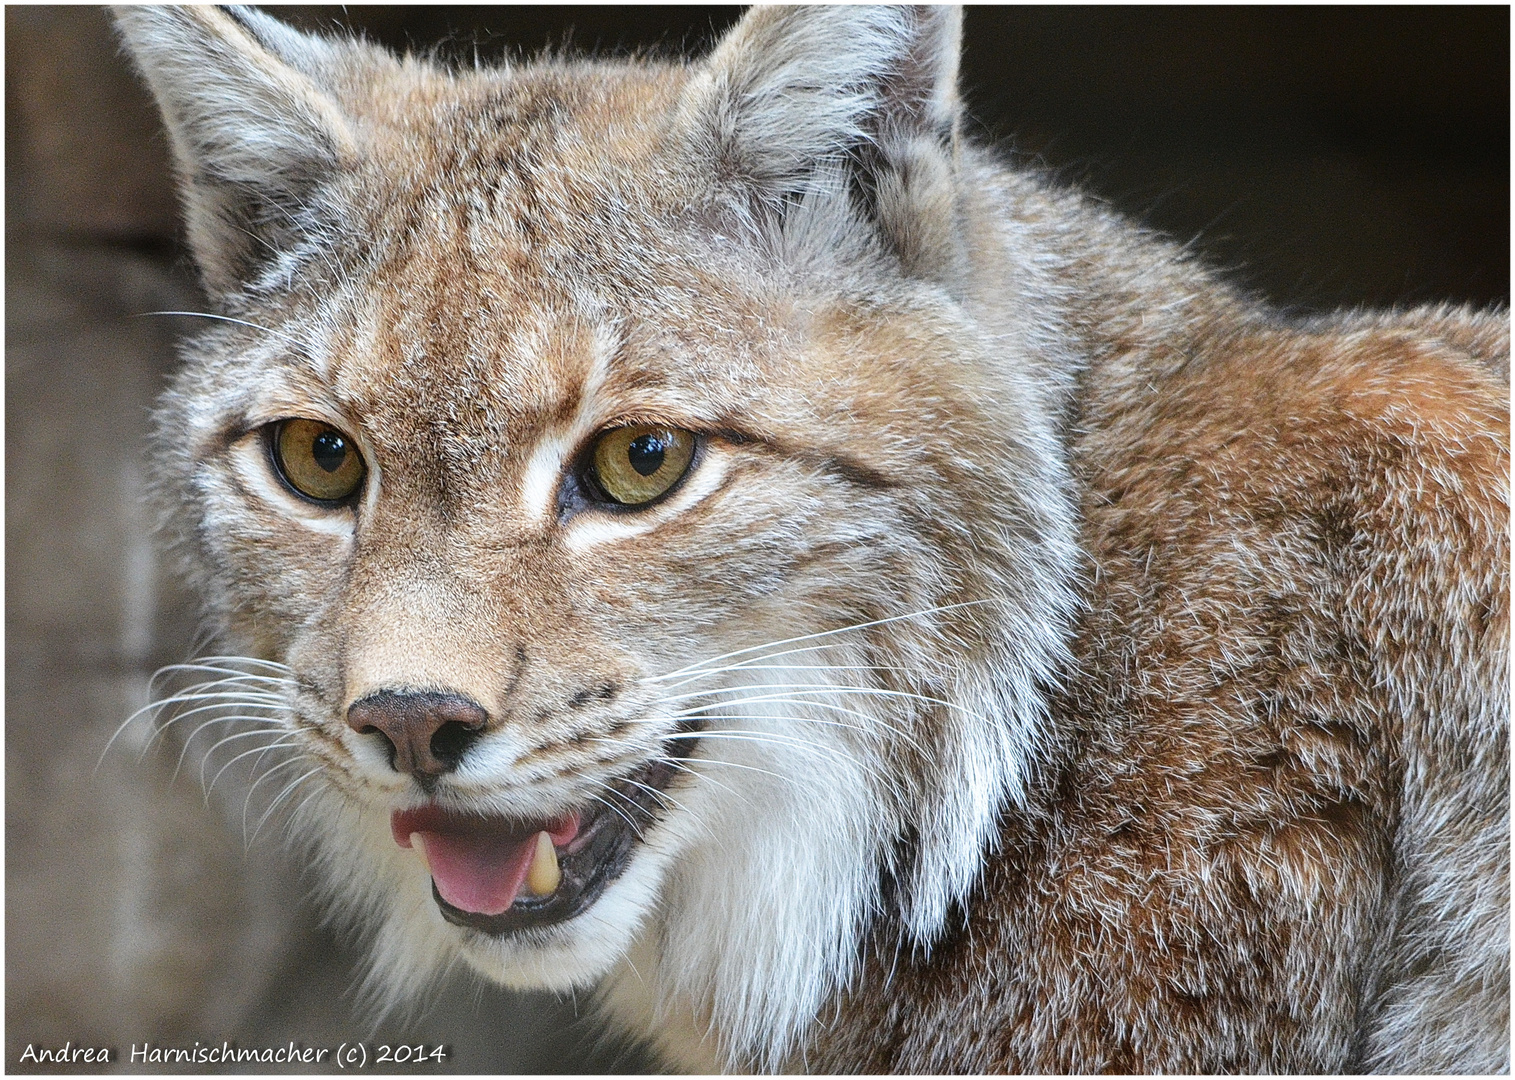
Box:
[391,808,580,917]
[422,831,534,916]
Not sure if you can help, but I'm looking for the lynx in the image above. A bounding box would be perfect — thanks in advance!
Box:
[115,5,1508,1072]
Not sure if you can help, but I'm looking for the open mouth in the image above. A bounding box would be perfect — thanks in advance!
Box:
[391,752,685,936]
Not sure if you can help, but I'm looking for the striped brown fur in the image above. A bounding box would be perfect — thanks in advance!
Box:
[116,6,1507,1072]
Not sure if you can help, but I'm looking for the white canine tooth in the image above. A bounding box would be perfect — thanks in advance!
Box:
[410,832,430,873]
[525,830,560,897]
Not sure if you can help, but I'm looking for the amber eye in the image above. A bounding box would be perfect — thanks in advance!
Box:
[587,425,697,506]
[270,418,366,504]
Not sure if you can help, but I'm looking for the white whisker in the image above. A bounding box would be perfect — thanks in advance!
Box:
[660,661,913,686]
[586,789,645,839]
[665,682,959,715]
[194,727,293,788]
[248,767,323,846]
[149,702,288,758]
[619,775,692,817]
[633,700,929,763]
[657,648,915,691]
[661,753,800,795]
[660,687,943,757]
[136,310,303,348]
[172,718,286,782]
[208,739,300,798]
[101,680,289,770]
[652,755,752,804]
[638,709,876,742]
[652,728,892,786]
[649,599,997,683]
[282,782,331,838]
[151,661,294,683]
[161,655,294,675]
[241,756,313,840]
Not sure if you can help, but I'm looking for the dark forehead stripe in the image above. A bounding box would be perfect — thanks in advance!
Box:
[719,425,896,492]
[809,450,895,492]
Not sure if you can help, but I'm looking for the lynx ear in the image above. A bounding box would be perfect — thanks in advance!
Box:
[112,5,356,296]
[693,5,964,278]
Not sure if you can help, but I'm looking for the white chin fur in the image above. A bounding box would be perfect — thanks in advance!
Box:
[601,704,892,1071]
[301,783,675,999]
[301,668,907,1070]
[456,829,673,993]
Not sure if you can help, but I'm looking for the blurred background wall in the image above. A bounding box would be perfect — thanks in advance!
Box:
[6,5,1507,1074]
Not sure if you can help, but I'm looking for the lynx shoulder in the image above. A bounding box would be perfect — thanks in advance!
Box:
[115,5,1507,1072]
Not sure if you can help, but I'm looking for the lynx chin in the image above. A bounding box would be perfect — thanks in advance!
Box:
[115,5,1507,1072]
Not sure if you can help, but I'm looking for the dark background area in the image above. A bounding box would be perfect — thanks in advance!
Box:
[7,5,1507,1074]
[11,6,1508,308]
[281,5,1511,311]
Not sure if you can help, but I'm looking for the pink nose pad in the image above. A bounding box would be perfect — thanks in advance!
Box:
[346,690,487,777]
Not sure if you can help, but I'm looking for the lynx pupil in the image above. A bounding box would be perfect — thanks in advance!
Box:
[312,430,349,473]
[627,434,665,477]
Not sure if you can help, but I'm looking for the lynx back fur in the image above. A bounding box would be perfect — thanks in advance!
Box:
[116,6,1508,1072]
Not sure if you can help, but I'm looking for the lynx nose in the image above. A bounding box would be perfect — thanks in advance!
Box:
[347,690,487,778]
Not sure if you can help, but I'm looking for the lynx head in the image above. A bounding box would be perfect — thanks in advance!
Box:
[117,5,1078,1067]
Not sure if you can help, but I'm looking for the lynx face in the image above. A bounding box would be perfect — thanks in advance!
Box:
[118,5,1079,1065]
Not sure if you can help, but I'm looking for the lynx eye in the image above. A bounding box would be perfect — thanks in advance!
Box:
[587,425,696,506]
[270,418,366,504]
